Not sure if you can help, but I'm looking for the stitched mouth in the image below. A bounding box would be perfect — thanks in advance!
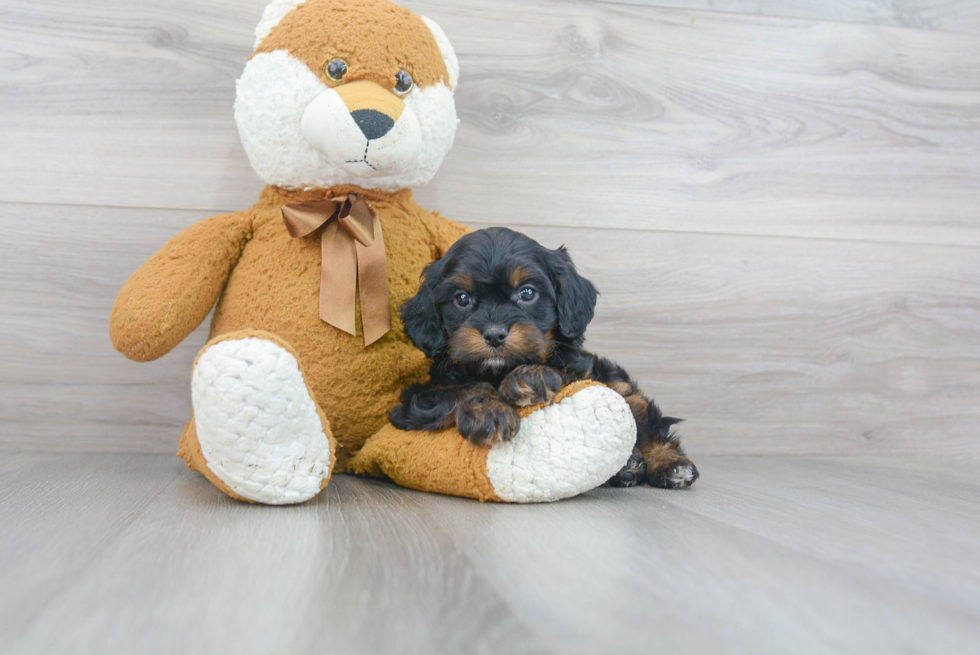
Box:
[345,142,378,170]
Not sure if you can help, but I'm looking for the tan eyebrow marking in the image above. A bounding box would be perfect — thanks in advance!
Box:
[450,274,473,292]
[508,267,533,288]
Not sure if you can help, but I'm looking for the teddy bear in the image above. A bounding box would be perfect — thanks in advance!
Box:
[109,0,637,505]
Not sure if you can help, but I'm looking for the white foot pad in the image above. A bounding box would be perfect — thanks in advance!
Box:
[486,385,636,503]
[192,337,331,505]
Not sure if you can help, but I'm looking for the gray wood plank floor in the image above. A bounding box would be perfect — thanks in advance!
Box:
[1,451,978,655]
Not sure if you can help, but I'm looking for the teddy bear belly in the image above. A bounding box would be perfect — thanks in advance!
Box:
[207,225,433,466]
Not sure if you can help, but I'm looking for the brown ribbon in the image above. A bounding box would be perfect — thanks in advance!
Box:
[281,194,391,346]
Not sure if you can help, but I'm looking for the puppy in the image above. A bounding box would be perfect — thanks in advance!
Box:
[390,227,698,489]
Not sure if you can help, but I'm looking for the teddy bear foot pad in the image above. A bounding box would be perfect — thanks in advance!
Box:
[486,385,637,502]
[191,335,333,504]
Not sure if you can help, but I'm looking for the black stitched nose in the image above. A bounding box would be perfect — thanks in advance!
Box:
[483,326,509,348]
[351,109,395,140]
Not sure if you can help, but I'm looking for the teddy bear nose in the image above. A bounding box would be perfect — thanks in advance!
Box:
[351,109,395,140]
[483,326,509,348]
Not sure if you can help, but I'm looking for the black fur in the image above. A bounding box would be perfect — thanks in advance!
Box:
[400,257,448,358]
[551,246,597,341]
[391,227,698,488]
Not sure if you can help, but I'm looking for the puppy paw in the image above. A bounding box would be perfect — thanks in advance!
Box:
[605,447,647,488]
[646,458,699,489]
[499,365,563,407]
[456,396,521,447]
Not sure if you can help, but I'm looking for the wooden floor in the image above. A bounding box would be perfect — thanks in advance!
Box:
[0,451,978,654]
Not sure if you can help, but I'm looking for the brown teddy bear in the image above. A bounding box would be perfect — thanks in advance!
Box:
[109,0,636,505]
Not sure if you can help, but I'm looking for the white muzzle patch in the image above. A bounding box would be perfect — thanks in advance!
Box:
[301,89,423,178]
[235,50,457,191]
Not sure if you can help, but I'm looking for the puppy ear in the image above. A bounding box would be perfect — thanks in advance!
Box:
[551,247,598,341]
[401,258,447,357]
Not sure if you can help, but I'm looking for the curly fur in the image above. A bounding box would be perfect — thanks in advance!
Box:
[391,228,699,488]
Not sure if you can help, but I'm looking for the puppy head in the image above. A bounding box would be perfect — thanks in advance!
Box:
[236,0,459,191]
[402,228,598,373]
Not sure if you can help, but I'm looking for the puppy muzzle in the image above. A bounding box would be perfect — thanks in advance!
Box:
[301,80,423,177]
[449,324,551,373]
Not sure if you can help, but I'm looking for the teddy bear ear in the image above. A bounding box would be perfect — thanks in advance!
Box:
[421,16,460,90]
[253,0,304,50]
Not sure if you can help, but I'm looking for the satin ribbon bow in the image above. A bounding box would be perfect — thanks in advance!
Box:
[281,194,391,346]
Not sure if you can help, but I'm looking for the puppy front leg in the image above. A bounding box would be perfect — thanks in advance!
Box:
[391,382,520,448]
[390,381,474,432]
[455,383,521,447]
[499,365,563,407]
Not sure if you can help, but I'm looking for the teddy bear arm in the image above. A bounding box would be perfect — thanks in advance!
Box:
[352,381,637,502]
[109,211,252,362]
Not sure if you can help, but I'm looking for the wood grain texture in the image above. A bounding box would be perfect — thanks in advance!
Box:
[2,452,978,654]
[5,453,546,655]
[2,4,977,651]
[410,453,980,654]
[3,203,978,457]
[1,1,978,456]
[600,0,980,35]
[0,0,260,210]
[419,0,980,245]
[0,202,213,452]
[1,0,978,245]
[535,224,980,458]
[0,452,182,650]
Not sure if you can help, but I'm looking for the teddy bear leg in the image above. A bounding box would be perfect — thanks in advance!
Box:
[178,330,336,505]
[351,381,635,503]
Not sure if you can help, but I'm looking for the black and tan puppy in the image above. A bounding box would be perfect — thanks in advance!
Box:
[390,227,698,489]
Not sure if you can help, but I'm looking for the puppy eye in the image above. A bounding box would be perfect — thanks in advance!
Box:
[454,292,471,308]
[518,287,536,302]
[394,69,414,95]
[325,58,348,82]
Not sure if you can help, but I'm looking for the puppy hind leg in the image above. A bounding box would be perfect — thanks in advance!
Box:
[605,375,698,489]
[605,447,646,488]
[640,403,699,489]
[603,379,652,487]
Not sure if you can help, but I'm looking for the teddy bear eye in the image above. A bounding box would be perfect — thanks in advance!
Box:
[394,69,414,95]
[454,292,471,308]
[518,287,536,303]
[325,58,348,82]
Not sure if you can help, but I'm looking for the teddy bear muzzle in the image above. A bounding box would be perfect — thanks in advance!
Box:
[301,79,423,178]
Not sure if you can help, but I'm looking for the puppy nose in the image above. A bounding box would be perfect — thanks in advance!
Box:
[351,109,395,140]
[483,326,509,348]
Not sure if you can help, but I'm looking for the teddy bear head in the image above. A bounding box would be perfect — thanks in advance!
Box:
[235,0,460,192]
